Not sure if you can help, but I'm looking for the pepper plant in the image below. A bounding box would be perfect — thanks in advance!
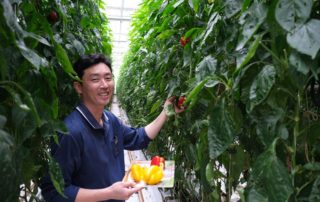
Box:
[0,0,112,201]
[117,0,320,201]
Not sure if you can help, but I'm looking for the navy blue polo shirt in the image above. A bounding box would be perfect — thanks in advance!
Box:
[41,103,151,202]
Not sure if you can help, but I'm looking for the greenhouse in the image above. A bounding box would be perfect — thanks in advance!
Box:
[1,0,320,202]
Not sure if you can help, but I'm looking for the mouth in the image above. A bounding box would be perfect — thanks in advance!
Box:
[98,91,110,99]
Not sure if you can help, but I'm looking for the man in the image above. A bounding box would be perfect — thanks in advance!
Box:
[41,54,184,202]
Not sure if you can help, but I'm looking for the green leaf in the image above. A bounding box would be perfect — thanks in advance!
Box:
[1,0,50,46]
[289,51,312,75]
[184,27,203,39]
[185,78,209,106]
[48,156,66,198]
[287,19,320,59]
[150,99,162,114]
[252,106,284,147]
[54,43,76,75]
[208,98,242,159]
[72,39,85,55]
[245,139,294,202]
[188,0,200,13]
[304,162,320,171]
[195,55,217,83]
[275,0,312,31]
[0,115,6,129]
[173,0,184,8]
[237,34,262,70]
[183,43,192,67]
[224,0,242,19]
[309,177,320,201]
[236,2,267,50]
[241,0,252,12]
[0,81,41,126]
[16,40,48,70]
[249,65,276,111]
[229,145,248,189]
[201,13,220,46]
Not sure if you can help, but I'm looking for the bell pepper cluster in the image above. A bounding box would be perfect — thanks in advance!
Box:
[130,156,165,185]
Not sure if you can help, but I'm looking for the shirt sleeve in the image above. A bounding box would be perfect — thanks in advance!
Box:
[41,132,82,202]
[122,126,152,150]
[106,111,152,150]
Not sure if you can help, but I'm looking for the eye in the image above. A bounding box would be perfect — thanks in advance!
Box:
[105,76,113,81]
[91,78,99,82]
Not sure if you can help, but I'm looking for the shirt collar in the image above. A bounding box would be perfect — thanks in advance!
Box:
[76,103,106,130]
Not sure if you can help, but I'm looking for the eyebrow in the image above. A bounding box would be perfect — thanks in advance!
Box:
[88,72,112,78]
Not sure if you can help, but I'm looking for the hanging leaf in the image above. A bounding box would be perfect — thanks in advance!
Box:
[185,78,209,107]
[237,34,262,70]
[201,12,220,45]
[195,55,217,83]
[308,177,320,201]
[224,0,242,19]
[236,2,267,51]
[48,156,67,198]
[16,40,48,70]
[54,43,76,75]
[245,139,294,202]
[289,51,313,75]
[188,0,200,13]
[249,65,276,111]
[207,98,242,159]
[275,0,312,31]
[287,19,320,59]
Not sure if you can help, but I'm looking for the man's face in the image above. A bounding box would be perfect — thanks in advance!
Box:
[75,62,114,109]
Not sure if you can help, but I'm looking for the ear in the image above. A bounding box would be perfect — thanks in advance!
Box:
[73,81,82,95]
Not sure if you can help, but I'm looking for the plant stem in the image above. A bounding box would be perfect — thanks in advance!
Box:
[292,92,300,184]
[227,153,232,202]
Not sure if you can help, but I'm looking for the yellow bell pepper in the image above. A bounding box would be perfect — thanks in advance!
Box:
[131,164,145,182]
[131,164,164,185]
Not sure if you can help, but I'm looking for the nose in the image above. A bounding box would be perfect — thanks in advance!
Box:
[100,79,109,88]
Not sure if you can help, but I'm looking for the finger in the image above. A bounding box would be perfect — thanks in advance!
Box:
[123,181,137,188]
[129,186,144,194]
[167,96,176,102]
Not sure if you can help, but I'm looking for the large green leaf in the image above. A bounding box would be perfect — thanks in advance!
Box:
[0,81,42,126]
[309,177,320,201]
[236,2,267,51]
[249,65,276,111]
[236,34,262,70]
[223,0,242,19]
[48,156,66,198]
[287,19,320,59]
[1,0,50,46]
[54,43,76,75]
[0,128,15,201]
[245,139,294,202]
[208,98,242,159]
[16,40,48,70]
[188,0,200,13]
[275,0,312,31]
[289,51,312,75]
[200,12,220,46]
[195,55,217,83]
[253,106,284,147]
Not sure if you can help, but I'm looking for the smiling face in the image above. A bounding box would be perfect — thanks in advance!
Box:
[74,62,114,111]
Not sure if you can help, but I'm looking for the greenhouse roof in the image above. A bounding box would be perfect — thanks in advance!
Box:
[103,0,142,85]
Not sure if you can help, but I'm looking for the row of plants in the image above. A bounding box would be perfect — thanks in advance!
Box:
[0,0,112,201]
[117,0,320,201]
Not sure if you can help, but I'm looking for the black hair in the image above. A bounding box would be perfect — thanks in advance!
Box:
[73,54,112,79]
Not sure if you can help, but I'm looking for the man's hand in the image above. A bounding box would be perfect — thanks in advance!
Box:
[164,96,186,115]
[76,181,143,202]
[107,181,143,200]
